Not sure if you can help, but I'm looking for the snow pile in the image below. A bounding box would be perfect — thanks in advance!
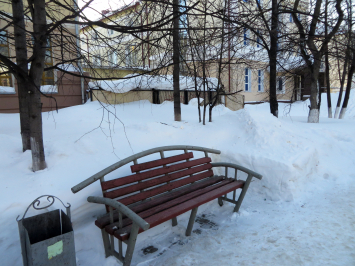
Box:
[57,64,81,72]
[40,85,58,93]
[0,86,15,94]
[89,74,219,93]
[0,91,354,265]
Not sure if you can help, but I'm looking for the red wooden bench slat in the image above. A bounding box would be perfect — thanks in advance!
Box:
[129,176,224,214]
[104,178,240,234]
[130,152,194,172]
[101,157,211,191]
[118,170,214,206]
[103,163,212,199]
[113,181,244,241]
[95,176,225,229]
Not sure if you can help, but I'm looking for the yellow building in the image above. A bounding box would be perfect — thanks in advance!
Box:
[0,0,87,113]
[80,0,340,108]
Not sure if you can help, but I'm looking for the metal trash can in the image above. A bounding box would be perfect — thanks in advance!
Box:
[17,195,76,266]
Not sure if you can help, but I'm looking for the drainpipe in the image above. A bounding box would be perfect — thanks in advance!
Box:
[74,0,85,104]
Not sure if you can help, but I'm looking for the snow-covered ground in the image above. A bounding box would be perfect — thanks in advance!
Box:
[0,92,354,266]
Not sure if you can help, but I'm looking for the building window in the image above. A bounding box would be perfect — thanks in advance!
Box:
[92,31,98,40]
[277,76,285,93]
[179,0,188,35]
[256,30,261,48]
[244,28,249,46]
[113,52,117,65]
[245,68,251,91]
[42,38,54,85]
[289,14,293,23]
[94,53,101,66]
[126,44,138,67]
[108,28,114,35]
[0,31,12,87]
[258,70,264,92]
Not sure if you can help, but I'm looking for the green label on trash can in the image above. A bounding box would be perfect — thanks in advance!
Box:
[48,240,63,259]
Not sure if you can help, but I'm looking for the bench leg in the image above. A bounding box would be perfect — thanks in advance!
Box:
[123,223,140,266]
[218,197,224,206]
[172,217,178,227]
[186,207,198,236]
[101,229,111,258]
[233,174,252,212]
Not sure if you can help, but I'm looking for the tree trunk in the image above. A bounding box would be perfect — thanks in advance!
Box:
[339,50,355,119]
[325,0,332,118]
[12,0,31,151]
[336,0,352,118]
[334,53,348,118]
[308,65,321,123]
[325,51,332,118]
[173,0,181,121]
[28,0,47,171]
[269,0,278,117]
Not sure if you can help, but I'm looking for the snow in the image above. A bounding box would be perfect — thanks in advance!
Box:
[0,85,58,94]
[0,91,355,265]
[40,85,58,93]
[89,74,219,93]
[0,86,16,94]
[58,64,81,72]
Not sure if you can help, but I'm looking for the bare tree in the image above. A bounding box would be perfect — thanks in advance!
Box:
[0,0,180,170]
[291,0,344,123]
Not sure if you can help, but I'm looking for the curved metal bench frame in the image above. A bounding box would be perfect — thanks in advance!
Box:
[71,145,262,266]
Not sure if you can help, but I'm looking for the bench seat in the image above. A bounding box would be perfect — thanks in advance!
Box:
[96,176,244,241]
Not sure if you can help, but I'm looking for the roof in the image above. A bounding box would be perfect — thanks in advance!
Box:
[81,1,140,31]
[88,74,220,93]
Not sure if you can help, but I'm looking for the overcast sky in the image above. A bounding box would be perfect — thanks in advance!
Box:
[78,0,134,20]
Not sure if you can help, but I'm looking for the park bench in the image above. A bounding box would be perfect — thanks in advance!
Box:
[71,145,262,266]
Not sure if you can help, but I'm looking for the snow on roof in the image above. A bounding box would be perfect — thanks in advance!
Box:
[89,74,220,93]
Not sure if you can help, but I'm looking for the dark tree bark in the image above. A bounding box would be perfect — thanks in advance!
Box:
[339,49,355,119]
[334,50,348,118]
[12,0,31,151]
[269,0,278,117]
[325,0,332,118]
[27,0,47,171]
[173,0,181,121]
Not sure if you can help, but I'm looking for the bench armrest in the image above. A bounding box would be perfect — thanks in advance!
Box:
[211,162,262,180]
[87,196,150,231]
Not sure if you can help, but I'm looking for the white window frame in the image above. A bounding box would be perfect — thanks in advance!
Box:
[244,28,249,46]
[258,70,264,92]
[244,68,252,92]
[113,52,117,65]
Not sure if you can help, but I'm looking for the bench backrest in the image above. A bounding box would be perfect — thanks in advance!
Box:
[100,152,214,210]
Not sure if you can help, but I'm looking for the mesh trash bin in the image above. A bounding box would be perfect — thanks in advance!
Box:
[17,195,76,266]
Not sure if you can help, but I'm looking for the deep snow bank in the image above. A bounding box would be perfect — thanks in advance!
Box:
[0,91,354,265]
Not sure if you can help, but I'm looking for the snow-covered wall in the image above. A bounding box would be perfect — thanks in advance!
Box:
[89,74,219,93]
